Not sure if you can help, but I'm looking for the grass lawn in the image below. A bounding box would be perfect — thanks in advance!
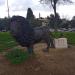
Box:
[0,32,18,52]
[52,32,75,45]
[0,31,75,52]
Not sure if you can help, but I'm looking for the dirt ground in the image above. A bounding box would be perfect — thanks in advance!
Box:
[0,43,75,75]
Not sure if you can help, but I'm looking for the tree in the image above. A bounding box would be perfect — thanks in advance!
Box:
[40,0,73,29]
[48,13,61,28]
[48,14,55,28]
[60,19,70,29]
[26,8,35,27]
[70,16,75,28]
[0,17,10,31]
[40,0,73,18]
[3,17,10,31]
[30,19,42,27]
[26,8,35,21]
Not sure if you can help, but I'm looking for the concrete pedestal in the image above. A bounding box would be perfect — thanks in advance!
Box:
[54,38,68,48]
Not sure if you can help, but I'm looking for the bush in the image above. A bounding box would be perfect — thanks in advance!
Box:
[5,48,29,64]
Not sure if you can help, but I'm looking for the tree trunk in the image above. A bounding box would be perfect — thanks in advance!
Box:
[53,2,57,31]
[54,3,57,18]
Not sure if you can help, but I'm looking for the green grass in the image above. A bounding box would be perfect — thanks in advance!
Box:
[0,32,17,52]
[5,48,29,64]
[52,32,75,45]
[0,31,75,52]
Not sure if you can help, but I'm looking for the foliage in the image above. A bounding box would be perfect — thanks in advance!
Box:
[0,32,17,52]
[0,17,10,31]
[60,19,70,28]
[26,8,42,27]
[70,16,75,28]
[5,48,29,64]
[40,0,73,15]
[48,13,61,28]
[30,19,42,27]
[40,0,73,29]
[26,8,35,20]
[52,32,75,45]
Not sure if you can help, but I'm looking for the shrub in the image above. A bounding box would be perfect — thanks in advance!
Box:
[5,48,29,64]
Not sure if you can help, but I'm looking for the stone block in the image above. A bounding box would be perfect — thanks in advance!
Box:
[54,38,68,48]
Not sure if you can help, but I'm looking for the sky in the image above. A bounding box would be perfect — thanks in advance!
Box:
[0,0,75,20]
